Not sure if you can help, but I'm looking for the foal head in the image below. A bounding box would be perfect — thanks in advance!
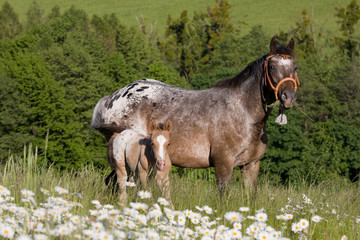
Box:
[264,36,299,109]
[149,120,172,171]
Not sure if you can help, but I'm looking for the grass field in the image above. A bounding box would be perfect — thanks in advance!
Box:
[0,0,352,36]
[1,145,359,239]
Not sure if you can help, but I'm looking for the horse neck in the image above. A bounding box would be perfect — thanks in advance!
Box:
[225,59,271,124]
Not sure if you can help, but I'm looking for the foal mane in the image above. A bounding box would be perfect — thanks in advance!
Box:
[214,45,294,89]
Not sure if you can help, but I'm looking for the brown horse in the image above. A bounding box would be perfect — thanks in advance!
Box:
[107,120,172,203]
[92,37,299,193]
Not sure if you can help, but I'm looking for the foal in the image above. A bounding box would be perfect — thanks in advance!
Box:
[108,120,172,203]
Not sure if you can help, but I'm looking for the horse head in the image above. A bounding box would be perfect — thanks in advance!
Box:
[264,36,299,109]
[149,119,172,171]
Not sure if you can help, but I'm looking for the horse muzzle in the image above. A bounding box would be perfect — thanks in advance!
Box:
[280,89,297,109]
[156,160,166,171]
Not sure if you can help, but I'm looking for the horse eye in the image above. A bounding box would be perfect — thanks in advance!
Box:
[270,65,276,70]
[294,66,298,71]
[168,142,171,146]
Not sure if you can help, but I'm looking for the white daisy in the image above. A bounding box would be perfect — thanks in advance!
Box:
[224,212,244,222]
[291,222,302,233]
[311,215,322,223]
[54,186,69,195]
[239,207,250,212]
[299,219,309,230]
[256,212,268,222]
[137,190,151,199]
[157,197,169,206]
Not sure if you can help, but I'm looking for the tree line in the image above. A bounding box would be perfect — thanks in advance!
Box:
[0,0,359,184]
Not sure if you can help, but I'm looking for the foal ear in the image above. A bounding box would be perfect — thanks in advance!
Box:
[165,119,172,132]
[149,120,156,132]
[270,36,277,52]
[287,38,295,50]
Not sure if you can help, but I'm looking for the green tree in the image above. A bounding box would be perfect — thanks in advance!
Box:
[335,0,360,59]
[26,1,44,29]
[0,2,22,39]
[159,0,233,83]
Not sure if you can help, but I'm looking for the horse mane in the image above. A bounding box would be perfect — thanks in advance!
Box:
[214,45,294,89]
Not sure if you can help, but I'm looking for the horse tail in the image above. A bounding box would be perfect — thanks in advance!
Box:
[91,96,108,129]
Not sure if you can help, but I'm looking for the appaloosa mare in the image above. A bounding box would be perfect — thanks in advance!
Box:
[108,120,172,203]
[92,37,299,193]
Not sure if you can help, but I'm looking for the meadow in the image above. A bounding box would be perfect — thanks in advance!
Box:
[0,145,359,239]
[0,0,353,36]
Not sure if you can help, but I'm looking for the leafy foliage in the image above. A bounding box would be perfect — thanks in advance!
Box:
[0,0,359,186]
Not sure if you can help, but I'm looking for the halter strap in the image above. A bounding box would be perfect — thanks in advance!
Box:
[264,54,300,100]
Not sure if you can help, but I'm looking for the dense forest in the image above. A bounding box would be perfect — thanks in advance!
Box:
[0,0,359,184]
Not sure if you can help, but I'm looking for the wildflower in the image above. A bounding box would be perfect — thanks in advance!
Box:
[125,181,136,187]
[256,231,272,240]
[0,224,15,238]
[291,222,302,233]
[184,209,194,218]
[246,223,260,236]
[40,188,50,195]
[203,205,213,214]
[299,219,309,230]
[0,185,10,196]
[130,202,148,211]
[341,235,347,240]
[34,234,48,240]
[104,204,114,209]
[177,214,186,226]
[227,229,242,239]
[191,217,200,224]
[311,215,322,223]
[56,224,73,236]
[239,207,250,212]
[138,190,151,199]
[113,230,126,239]
[233,222,242,229]
[21,189,35,198]
[276,214,285,220]
[157,197,169,206]
[284,213,293,220]
[224,211,244,222]
[98,231,114,240]
[256,212,268,222]
[304,197,312,204]
[54,186,69,195]
[184,228,194,236]
[15,234,32,240]
[70,215,81,224]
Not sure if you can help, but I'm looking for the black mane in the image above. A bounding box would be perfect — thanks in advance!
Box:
[214,45,294,89]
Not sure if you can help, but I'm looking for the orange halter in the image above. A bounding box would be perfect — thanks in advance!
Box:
[264,54,300,100]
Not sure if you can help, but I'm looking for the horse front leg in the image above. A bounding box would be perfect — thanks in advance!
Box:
[155,170,173,209]
[241,160,260,193]
[213,155,234,195]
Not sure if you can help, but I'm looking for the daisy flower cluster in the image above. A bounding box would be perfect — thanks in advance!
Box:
[0,184,358,239]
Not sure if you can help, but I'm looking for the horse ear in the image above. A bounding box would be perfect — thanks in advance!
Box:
[149,120,156,132]
[287,38,295,50]
[165,120,172,132]
[270,36,277,52]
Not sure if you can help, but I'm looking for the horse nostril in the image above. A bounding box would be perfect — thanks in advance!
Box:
[281,92,288,101]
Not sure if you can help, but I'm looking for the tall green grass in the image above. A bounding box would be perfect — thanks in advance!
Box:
[1,144,359,239]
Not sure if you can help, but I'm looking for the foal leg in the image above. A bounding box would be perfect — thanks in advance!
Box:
[155,170,173,208]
